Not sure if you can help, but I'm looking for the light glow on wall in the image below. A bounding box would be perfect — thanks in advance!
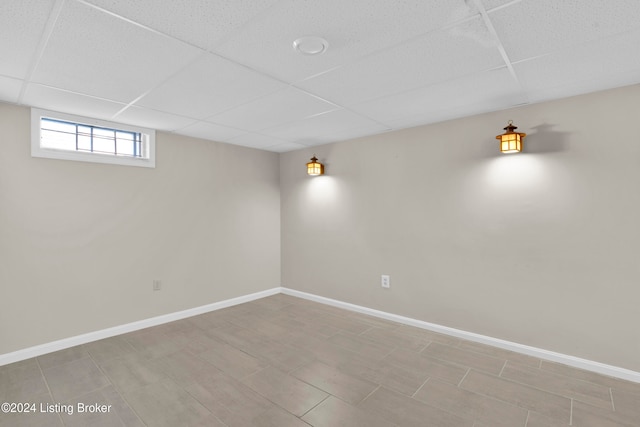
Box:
[458,154,576,231]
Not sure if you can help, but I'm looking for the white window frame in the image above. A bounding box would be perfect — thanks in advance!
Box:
[31,108,156,168]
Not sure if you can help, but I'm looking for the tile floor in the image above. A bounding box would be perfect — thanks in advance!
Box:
[1,294,639,426]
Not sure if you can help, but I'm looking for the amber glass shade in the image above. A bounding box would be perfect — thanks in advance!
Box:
[306,156,324,176]
[496,121,526,153]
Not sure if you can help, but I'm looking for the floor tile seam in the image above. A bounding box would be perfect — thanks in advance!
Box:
[498,360,508,377]
[65,383,145,427]
[291,366,379,406]
[497,369,617,409]
[42,356,114,405]
[358,383,382,406]
[459,373,581,425]
[181,386,230,427]
[357,325,376,337]
[414,376,534,426]
[411,376,430,398]
[37,347,91,372]
[327,330,399,351]
[609,387,615,411]
[537,361,638,390]
[416,341,430,352]
[458,368,471,387]
[238,363,270,382]
[319,336,383,360]
[239,370,329,418]
[116,393,162,427]
[327,331,399,358]
[415,351,503,377]
[397,383,484,427]
[381,350,469,380]
[421,343,508,370]
[408,393,520,427]
[569,398,573,425]
[299,393,331,418]
[34,356,66,426]
[523,410,531,427]
[505,361,622,393]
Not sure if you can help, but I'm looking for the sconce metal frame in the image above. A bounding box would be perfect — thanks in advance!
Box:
[306,155,324,176]
[496,120,526,153]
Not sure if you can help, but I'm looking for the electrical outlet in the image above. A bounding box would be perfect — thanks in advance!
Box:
[153,280,162,291]
[381,275,390,288]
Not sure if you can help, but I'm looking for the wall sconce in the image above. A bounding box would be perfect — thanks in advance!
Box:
[496,120,526,153]
[306,155,324,176]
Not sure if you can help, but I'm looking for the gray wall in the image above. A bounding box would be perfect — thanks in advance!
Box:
[0,103,281,355]
[281,84,640,372]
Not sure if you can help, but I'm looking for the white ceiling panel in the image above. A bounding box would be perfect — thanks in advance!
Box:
[262,109,388,142]
[214,0,480,82]
[515,28,640,103]
[22,84,126,121]
[225,132,291,150]
[177,121,244,143]
[480,0,521,12]
[5,1,640,152]
[113,106,197,132]
[320,124,394,145]
[32,0,202,103]
[208,87,339,132]
[84,0,281,51]
[0,0,55,79]
[489,0,640,63]
[138,52,285,120]
[0,76,23,104]
[267,142,309,153]
[297,16,503,106]
[352,68,524,126]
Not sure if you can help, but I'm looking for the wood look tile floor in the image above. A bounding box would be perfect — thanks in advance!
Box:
[1,294,639,426]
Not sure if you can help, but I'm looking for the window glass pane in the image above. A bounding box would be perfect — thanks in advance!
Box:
[39,115,150,161]
[93,136,115,154]
[116,137,135,156]
[77,134,92,152]
[41,128,73,150]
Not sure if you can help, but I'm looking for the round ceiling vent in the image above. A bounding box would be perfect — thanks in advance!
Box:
[293,36,329,55]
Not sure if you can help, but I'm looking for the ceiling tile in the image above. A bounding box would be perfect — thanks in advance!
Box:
[515,28,640,103]
[22,84,126,120]
[32,0,202,103]
[176,121,243,143]
[267,142,308,153]
[262,109,388,142]
[113,106,196,132]
[208,87,339,132]
[214,0,480,82]
[226,132,290,149]
[0,76,23,104]
[6,0,640,153]
[84,0,281,50]
[320,124,393,144]
[489,0,640,62]
[352,67,525,127]
[137,53,285,119]
[480,0,521,12]
[0,0,55,79]
[298,16,503,105]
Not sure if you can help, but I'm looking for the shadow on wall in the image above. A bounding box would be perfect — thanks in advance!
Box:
[523,123,570,154]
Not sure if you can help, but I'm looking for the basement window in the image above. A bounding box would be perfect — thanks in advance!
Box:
[31,108,155,168]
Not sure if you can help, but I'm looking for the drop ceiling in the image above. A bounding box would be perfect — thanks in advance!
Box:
[2,0,640,152]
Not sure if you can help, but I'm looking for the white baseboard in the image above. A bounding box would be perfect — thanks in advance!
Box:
[0,287,281,367]
[3,286,639,384]
[281,287,640,384]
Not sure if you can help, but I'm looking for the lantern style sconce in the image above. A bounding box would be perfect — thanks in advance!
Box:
[496,120,526,153]
[306,155,324,176]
